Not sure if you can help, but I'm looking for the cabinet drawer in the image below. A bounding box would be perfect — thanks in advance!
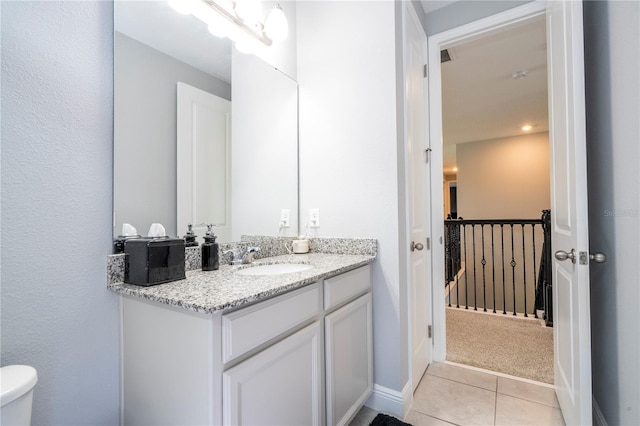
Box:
[222,283,321,363]
[324,265,371,311]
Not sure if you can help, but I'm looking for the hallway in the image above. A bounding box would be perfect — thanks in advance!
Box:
[351,363,564,425]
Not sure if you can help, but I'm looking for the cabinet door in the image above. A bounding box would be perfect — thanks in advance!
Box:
[325,293,373,426]
[222,322,323,426]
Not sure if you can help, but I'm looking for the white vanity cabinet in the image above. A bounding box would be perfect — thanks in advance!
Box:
[121,264,372,426]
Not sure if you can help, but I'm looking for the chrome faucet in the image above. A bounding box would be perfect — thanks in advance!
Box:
[224,246,261,265]
[241,246,261,264]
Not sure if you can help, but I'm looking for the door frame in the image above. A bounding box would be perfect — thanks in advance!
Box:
[426,1,548,362]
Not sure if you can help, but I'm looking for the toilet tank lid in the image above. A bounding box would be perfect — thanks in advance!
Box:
[0,365,38,407]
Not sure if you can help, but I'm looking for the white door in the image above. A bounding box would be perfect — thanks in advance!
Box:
[176,82,231,242]
[406,2,431,391]
[547,1,592,424]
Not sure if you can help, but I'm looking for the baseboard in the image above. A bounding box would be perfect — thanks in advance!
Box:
[593,397,608,426]
[365,382,412,419]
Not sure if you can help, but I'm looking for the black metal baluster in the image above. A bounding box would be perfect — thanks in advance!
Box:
[532,224,538,319]
[510,224,517,316]
[481,225,487,312]
[522,224,528,317]
[472,224,478,311]
[456,223,461,308]
[501,224,506,315]
[491,224,496,314]
[463,224,468,310]
[447,221,451,308]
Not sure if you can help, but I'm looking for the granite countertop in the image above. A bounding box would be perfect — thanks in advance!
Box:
[108,253,375,315]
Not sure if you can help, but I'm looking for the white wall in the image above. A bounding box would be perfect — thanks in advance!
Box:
[297,0,408,400]
[583,1,640,425]
[457,133,550,219]
[1,2,120,424]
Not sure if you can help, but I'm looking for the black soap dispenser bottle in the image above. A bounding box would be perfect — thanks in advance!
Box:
[202,224,219,271]
[184,224,199,247]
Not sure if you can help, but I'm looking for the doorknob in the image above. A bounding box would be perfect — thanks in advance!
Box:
[589,252,606,263]
[411,241,424,252]
[554,249,576,263]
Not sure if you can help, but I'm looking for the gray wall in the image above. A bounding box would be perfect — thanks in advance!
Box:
[1,2,120,424]
[583,1,640,425]
[114,32,230,238]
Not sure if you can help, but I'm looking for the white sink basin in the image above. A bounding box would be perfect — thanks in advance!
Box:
[236,263,313,276]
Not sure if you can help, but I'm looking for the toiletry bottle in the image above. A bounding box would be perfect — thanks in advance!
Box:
[184,224,198,247]
[202,224,219,271]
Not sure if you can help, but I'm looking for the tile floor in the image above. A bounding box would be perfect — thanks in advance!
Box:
[350,362,565,426]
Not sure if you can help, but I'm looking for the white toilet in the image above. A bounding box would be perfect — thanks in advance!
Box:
[0,365,38,425]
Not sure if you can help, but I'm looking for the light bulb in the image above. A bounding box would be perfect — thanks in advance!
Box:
[168,0,193,15]
[264,4,288,41]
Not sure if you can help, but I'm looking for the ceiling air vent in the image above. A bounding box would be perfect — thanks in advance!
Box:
[441,49,452,63]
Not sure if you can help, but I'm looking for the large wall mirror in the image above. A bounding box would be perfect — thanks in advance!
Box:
[114,1,299,243]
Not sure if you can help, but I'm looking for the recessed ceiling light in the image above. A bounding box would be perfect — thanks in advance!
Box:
[453,167,458,172]
[522,124,533,131]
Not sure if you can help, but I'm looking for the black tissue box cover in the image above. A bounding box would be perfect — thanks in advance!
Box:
[124,237,186,286]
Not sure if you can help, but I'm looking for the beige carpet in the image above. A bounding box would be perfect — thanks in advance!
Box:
[446,307,554,384]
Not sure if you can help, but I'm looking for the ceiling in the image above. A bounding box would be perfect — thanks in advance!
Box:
[440,15,548,171]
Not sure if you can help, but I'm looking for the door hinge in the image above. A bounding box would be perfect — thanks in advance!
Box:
[426,237,431,250]
[425,148,432,163]
[428,325,433,338]
[423,64,428,78]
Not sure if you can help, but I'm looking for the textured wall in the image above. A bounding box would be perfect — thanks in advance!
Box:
[1,2,120,424]
[583,1,640,425]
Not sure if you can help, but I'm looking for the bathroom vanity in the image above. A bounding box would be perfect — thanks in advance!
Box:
[109,247,375,426]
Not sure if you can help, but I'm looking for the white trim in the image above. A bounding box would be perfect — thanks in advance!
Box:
[592,397,608,426]
[427,0,547,365]
[365,382,412,419]
[443,361,555,389]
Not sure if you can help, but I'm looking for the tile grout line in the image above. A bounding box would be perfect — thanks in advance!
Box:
[494,385,498,426]
[425,371,497,394]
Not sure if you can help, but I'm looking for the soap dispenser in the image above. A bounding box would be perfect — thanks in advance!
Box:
[184,224,198,247]
[201,224,219,271]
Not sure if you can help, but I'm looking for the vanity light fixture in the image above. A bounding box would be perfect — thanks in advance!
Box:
[169,0,288,53]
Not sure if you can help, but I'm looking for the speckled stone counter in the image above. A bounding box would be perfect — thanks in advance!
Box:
[107,236,376,315]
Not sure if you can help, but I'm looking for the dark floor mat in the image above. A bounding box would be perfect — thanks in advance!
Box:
[369,413,412,426]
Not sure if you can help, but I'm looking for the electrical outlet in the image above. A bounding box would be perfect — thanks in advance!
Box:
[280,209,290,228]
[309,208,320,228]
